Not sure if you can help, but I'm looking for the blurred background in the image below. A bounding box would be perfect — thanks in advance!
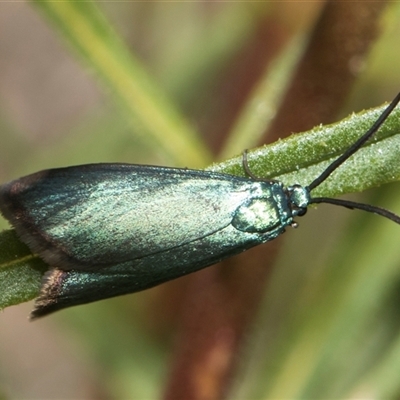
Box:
[1,2,400,399]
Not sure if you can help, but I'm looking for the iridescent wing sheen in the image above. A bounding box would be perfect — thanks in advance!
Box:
[0,164,259,270]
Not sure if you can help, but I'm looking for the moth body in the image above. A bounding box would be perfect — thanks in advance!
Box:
[0,164,306,318]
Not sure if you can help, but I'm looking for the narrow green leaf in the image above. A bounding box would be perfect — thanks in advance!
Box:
[0,230,47,310]
[32,0,211,167]
[210,103,400,198]
[219,36,305,159]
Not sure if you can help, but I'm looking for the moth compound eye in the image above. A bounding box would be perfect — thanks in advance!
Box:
[296,207,307,217]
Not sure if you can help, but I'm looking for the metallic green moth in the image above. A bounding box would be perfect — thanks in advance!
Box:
[1,92,400,319]
[0,166,309,318]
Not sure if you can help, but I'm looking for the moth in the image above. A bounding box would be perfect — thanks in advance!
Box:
[1,93,400,319]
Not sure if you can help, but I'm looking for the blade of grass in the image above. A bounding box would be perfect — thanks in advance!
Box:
[210,103,400,198]
[160,3,258,102]
[218,36,305,159]
[0,230,47,310]
[32,0,211,167]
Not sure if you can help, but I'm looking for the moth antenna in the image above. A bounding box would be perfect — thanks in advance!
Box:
[310,197,400,225]
[307,92,400,192]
